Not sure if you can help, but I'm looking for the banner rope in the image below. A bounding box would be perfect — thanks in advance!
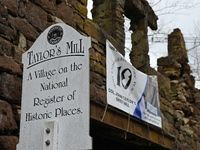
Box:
[147,123,152,146]
[124,114,130,140]
[162,130,166,148]
[101,103,108,122]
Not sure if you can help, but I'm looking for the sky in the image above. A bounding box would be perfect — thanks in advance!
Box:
[147,0,200,67]
[87,0,200,88]
[146,0,200,88]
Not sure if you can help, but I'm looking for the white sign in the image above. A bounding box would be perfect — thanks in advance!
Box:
[17,23,92,150]
[106,40,162,128]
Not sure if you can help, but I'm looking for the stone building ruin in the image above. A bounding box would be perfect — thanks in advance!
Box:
[0,0,200,149]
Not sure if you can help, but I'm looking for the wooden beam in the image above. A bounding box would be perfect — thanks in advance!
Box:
[90,101,175,149]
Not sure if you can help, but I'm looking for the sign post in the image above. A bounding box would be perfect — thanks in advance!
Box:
[17,23,92,150]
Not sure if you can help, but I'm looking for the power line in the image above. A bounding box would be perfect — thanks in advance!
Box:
[150,36,200,43]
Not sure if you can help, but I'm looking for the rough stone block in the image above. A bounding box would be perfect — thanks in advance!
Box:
[129,51,146,69]
[182,104,193,117]
[172,100,183,110]
[183,73,195,88]
[25,2,48,32]
[196,141,200,150]
[18,2,26,17]
[173,111,184,129]
[183,117,190,125]
[30,0,57,15]
[168,29,188,57]
[163,111,174,125]
[68,0,87,17]
[8,16,39,41]
[162,119,177,135]
[27,40,34,50]
[0,4,8,18]
[78,0,87,5]
[74,13,84,31]
[47,14,64,23]
[90,60,106,77]
[0,37,13,56]
[56,3,76,29]
[0,55,22,75]
[90,71,105,86]
[0,136,18,150]
[90,48,105,66]
[92,43,105,55]
[0,23,17,42]
[160,100,174,115]
[84,19,106,44]
[180,125,194,136]
[90,84,106,104]
[0,0,18,17]
[18,32,26,50]
[0,100,17,134]
[11,105,21,126]
[90,48,97,61]
[131,29,144,44]
[157,57,172,66]
[0,18,7,25]
[157,73,171,90]
[0,72,22,104]
[14,46,25,65]
[177,94,187,102]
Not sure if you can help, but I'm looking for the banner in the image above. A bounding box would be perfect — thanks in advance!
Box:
[106,40,162,128]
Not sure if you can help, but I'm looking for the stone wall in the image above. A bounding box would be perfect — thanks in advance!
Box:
[157,29,200,150]
[0,0,200,150]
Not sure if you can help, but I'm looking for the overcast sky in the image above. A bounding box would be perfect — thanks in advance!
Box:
[146,0,200,66]
[87,0,200,88]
